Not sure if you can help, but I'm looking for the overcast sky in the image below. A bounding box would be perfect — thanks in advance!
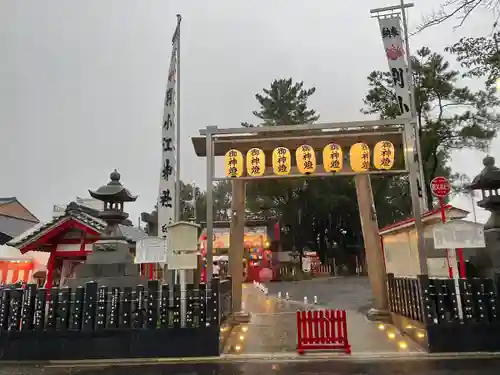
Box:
[0,0,496,224]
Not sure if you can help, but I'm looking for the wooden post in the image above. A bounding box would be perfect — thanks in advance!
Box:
[355,174,389,315]
[229,179,245,314]
[45,252,56,289]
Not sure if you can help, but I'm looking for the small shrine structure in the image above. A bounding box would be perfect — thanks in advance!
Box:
[8,170,147,288]
[379,205,471,278]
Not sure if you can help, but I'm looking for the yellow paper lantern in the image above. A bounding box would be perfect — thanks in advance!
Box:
[323,143,343,173]
[246,148,265,177]
[224,149,244,178]
[272,147,291,175]
[350,143,370,172]
[373,141,395,170]
[295,145,317,174]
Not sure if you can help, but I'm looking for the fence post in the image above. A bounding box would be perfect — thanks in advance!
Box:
[8,289,22,331]
[209,277,221,325]
[411,278,422,323]
[21,284,36,331]
[172,284,181,328]
[417,275,436,325]
[386,273,394,313]
[160,284,169,328]
[226,276,233,320]
[33,288,46,331]
[71,286,84,331]
[470,278,486,323]
[0,289,10,331]
[459,278,474,322]
[46,287,59,330]
[120,287,132,328]
[147,280,159,330]
[83,282,97,331]
[133,285,145,329]
[199,282,207,326]
[185,283,194,328]
[96,285,108,330]
[483,278,497,322]
[57,287,71,331]
[445,279,460,321]
[108,287,120,329]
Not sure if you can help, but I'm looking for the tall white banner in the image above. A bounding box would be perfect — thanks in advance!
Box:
[158,22,180,239]
[378,15,427,208]
[378,16,411,118]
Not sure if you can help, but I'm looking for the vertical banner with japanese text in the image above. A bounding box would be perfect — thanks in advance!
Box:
[378,15,426,207]
[158,20,180,239]
[378,16,411,117]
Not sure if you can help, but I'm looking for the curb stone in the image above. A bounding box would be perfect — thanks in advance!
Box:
[35,351,500,368]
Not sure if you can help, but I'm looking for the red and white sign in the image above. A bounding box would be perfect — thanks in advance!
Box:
[430,176,451,198]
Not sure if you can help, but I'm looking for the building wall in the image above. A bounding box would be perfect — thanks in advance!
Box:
[383,226,450,278]
[383,220,483,279]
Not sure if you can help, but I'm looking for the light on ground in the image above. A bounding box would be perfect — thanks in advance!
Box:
[377,323,385,330]
[241,326,248,332]
[398,341,408,349]
[416,331,425,339]
[239,335,245,341]
[387,331,396,339]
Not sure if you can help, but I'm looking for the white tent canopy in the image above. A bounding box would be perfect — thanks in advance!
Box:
[0,245,30,261]
[0,245,49,269]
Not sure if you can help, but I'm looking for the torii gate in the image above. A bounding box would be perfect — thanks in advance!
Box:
[191,118,426,320]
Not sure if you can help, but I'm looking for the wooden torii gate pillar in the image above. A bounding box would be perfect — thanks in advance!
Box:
[229,179,249,321]
[355,174,389,319]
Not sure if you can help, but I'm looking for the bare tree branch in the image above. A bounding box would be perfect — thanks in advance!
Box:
[413,0,498,35]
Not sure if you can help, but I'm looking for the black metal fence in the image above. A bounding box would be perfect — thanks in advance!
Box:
[387,273,500,352]
[0,277,232,361]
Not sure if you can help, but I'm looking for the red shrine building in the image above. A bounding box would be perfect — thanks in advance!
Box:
[9,201,147,288]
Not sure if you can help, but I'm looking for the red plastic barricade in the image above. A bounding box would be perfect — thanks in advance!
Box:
[296,309,351,355]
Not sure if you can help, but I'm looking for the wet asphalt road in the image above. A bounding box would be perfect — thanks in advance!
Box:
[7,357,500,375]
[264,277,373,312]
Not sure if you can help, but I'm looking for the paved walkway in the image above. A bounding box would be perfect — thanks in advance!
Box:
[223,283,422,354]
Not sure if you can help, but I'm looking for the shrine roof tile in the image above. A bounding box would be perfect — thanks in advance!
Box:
[0,215,38,238]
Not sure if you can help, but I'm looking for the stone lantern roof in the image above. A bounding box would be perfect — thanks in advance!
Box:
[88,170,138,227]
[89,170,138,203]
[469,156,500,191]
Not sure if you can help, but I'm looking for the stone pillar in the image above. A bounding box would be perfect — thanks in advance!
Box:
[229,179,245,315]
[354,174,388,318]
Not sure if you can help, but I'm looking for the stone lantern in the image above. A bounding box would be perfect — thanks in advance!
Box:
[468,156,500,278]
[67,170,147,288]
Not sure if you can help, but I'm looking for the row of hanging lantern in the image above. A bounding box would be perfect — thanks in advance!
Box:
[224,141,395,178]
